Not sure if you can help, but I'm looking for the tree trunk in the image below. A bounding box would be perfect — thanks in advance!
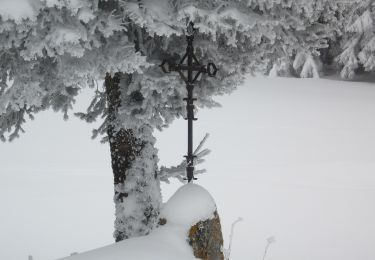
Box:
[105,73,161,242]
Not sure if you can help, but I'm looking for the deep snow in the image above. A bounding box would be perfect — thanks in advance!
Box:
[1,76,375,260]
[58,183,216,260]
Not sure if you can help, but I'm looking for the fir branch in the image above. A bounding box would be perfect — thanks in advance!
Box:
[158,133,211,183]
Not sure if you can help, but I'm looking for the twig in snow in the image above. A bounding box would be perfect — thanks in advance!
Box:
[262,236,276,260]
[223,217,243,260]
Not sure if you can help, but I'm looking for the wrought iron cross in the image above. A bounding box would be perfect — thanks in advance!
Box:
[160,22,218,182]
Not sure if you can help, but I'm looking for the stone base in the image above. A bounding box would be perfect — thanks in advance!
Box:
[188,210,224,260]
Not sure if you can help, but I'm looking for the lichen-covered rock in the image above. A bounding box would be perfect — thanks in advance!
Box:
[188,210,224,260]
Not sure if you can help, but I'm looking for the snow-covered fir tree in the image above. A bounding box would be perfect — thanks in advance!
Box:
[0,0,266,241]
[336,0,375,79]
[249,0,346,78]
[84,0,281,241]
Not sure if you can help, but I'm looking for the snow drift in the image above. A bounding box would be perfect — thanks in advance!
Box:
[58,183,216,260]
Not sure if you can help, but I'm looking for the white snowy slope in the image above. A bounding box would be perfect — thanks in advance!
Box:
[158,75,375,260]
[1,76,375,260]
[58,183,216,260]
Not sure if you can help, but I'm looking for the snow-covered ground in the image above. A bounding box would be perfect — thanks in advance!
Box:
[58,184,216,260]
[1,76,375,260]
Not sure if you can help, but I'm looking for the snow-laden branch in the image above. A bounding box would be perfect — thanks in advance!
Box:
[158,133,211,183]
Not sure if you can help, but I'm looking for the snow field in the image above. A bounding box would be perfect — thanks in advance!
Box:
[0,76,375,259]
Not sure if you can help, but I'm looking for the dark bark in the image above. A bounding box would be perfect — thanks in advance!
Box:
[105,73,136,185]
[105,73,141,242]
[98,0,119,12]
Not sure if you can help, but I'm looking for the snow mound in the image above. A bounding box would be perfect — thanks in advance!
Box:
[58,184,216,260]
[161,183,217,226]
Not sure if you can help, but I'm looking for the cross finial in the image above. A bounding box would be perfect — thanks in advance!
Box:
[186,22,197,36]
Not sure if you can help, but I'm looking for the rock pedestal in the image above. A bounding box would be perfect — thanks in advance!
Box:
[160,183,225,260]
[188,210,224,260]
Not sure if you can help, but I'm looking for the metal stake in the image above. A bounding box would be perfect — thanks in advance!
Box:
[160,22,218,182]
